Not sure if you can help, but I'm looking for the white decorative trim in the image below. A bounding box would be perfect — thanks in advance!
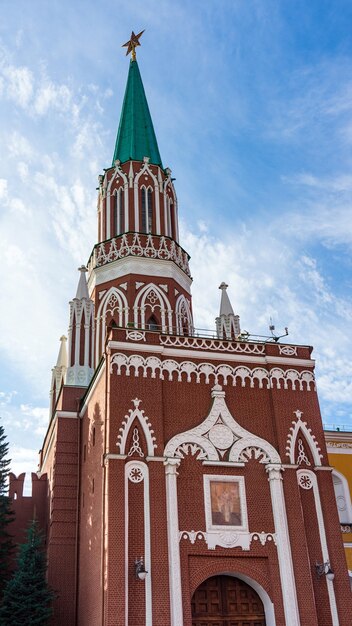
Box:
[286,410,323,466]
[279,345,297,356]
[126,330,146,342]
[341,525,352,533]
[267,464,300,626]
[111,354,315,391]
[117,398,157,457]
[127,428,144,458]
[164,385,280,464]
[297,470,339,625]
[160,334,265,354]
[134,283,173,333]
[125,461,152,626]
[164,459,183,626]
[326,442,352,449]
[297,438,311,466]
[175,295,193,336]
[88,256,192,295]
[96,287,129,364]
[91,231,191,277]
[332,470,352,524]
[179,529,276,550]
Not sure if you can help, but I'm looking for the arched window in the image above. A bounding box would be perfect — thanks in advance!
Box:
[114,189,124,235]
[141,187,153,233]
[166,196,173,238]
[147,315,159,331]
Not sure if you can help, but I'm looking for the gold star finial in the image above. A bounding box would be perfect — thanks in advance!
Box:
[122,30,145,61]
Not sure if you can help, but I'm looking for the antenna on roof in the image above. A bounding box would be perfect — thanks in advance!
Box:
[268,318,289,342]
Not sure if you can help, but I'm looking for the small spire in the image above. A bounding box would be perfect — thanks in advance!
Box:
[216,282,241,340]
[219,282,235,316]
[122,30,145,61]
[112,37,163,167]
[56,335,68,368]
[75,266,89,299]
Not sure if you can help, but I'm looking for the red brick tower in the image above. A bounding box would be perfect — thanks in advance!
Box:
[11,32,352,626]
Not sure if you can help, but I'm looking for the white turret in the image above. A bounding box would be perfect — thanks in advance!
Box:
[66,266,95,386]
[215,282,241,340]
[49,335,68,416]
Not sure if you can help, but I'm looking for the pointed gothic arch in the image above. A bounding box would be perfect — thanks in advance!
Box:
[175,294,193,335]
[134,160,160,233]
[117,397,157,457]
[286,410,323,466]
[134,283,173,333]
[332,469,352,524]
[96,287,129,363]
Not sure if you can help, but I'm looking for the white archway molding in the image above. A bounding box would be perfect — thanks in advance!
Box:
[164,384,281,464]
[175,295,193,335]
[192,572,276,626]
[106,162,128,239]
[117,397,157,457]
[134,282,173,333]
[286,409,323,466]
[96,287,129,362]
[332,469,352,524]
[134,160,160,233]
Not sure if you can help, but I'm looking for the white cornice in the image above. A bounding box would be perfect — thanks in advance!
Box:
[108,340,314,367]
[88,256,192,294]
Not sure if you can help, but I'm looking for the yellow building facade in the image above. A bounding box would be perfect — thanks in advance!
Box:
[325,430,352,586]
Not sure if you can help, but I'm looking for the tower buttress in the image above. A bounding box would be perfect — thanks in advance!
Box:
[67,266,95,386]
[49,335,67,416]
[216,282,241,339]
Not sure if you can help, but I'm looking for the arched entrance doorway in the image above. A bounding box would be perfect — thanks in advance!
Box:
[191,574,266,626]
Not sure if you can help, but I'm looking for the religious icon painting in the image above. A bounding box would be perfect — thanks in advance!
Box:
[203,475,248,532]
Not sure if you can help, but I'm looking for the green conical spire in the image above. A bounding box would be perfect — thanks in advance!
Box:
[112,59,163,168]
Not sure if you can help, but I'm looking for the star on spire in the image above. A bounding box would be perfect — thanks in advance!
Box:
[122,30,145,61]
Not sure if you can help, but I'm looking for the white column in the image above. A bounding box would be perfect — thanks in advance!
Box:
[106,193,111,239]
[297,470,339,626]
[124,183,129,231]
[155,183,161,234]
[266,464,300,626]
[164,458,183,626]
[134,183,139,231]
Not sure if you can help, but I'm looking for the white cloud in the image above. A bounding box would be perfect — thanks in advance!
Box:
[33,82,71,116]
[3,65,33,108]
[0,178,8,199]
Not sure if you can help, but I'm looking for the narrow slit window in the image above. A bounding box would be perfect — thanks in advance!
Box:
[141,187,153,233]
[119,189,124,234]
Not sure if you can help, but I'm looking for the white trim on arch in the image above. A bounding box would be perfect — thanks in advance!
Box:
[175,295,193,335]
[193,572,276,626]
[332,469,352,524]
[96,287,129,363]
[134,283,173,333]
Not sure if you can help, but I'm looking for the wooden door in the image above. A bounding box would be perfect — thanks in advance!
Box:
[191,575,266,626]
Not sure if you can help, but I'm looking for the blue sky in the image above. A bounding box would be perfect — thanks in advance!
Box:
[1,0,352,477]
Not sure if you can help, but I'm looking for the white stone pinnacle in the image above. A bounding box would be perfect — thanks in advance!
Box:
[75,265,89,299]
[218,282,235,317]
[56,335,68,368]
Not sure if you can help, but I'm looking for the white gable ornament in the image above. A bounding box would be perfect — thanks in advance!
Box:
[286,409,323,466]
[164,384,280,464]
[117,398,157,457]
